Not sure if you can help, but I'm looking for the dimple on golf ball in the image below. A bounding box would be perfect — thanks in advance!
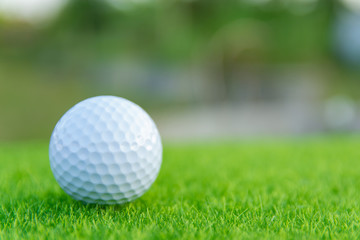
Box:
[49,96,162,204]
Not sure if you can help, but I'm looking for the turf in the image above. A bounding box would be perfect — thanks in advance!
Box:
[1,138,360,239]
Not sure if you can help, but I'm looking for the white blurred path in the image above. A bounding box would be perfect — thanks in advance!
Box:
[154,102,360,141]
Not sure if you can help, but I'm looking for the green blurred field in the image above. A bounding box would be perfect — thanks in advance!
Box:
[1,138,360,239]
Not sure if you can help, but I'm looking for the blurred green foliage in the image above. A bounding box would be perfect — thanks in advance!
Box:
[0,0,338,63]
[0,0,359,140]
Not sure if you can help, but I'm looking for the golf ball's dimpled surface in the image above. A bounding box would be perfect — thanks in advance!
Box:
[49,96,162,204]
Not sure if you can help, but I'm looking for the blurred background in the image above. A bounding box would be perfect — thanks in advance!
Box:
[1,0,360,141]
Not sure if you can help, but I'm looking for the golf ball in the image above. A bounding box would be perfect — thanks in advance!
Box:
[49,96,162,204]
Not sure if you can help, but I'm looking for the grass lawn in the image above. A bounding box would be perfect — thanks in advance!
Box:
[1,138,360,239]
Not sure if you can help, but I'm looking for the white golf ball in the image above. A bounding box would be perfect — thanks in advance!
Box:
[49,96,162,204]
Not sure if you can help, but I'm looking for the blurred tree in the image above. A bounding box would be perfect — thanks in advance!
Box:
[51,0,118,34]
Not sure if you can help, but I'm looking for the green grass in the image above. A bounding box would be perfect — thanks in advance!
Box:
[1,138,360,239]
